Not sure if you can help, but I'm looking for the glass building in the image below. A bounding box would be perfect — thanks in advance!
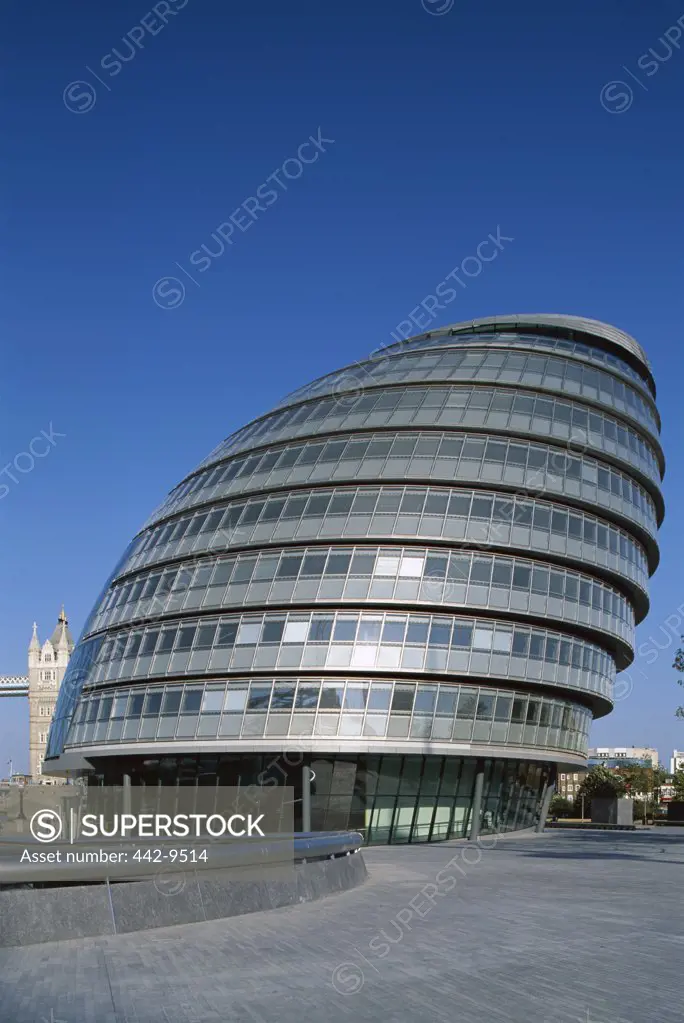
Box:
[45,314,665,842]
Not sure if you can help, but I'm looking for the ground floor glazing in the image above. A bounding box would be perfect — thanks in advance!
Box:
[85,752,555,843]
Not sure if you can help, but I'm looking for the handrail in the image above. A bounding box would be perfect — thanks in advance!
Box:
[0,830,364,887]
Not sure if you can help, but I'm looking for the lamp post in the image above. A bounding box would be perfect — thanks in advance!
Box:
[643,772,648,826]
[301,765,316,833]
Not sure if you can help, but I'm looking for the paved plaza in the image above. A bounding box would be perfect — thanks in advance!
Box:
[1,829,683,1023]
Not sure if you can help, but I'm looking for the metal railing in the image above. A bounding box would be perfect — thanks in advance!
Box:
[0,677,29,697]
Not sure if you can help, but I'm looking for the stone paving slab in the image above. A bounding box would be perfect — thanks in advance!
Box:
[1,829,683,1023]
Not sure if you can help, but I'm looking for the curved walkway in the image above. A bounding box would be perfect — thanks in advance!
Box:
[1,829,683,1023]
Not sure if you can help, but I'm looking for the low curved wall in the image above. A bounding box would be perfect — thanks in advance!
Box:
[0,833,367,948]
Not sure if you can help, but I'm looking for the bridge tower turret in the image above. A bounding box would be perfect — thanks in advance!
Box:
[27,609,74,783]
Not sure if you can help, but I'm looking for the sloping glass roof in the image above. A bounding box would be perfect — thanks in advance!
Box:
[381,314,653,381]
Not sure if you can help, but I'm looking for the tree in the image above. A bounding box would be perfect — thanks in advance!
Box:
[674,641,684,716]
[614,764,649,796]
[576,766,627,820]
[549,794,572,818]
[614,762,667,802]
[673,771,684,800]
[577,764,626,802]
[572,765,625,818]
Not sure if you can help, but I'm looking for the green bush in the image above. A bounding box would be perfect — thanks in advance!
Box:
[549,794,573,818]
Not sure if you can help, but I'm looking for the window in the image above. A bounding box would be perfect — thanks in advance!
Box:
[236,622,260,645]
[333,618,357,642]
[282,621,309,644]
[473,627,494,651]
[308,617,333,643]
[262,620,285,644]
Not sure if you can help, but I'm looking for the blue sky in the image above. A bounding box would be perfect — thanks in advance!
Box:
[1,0,683,772]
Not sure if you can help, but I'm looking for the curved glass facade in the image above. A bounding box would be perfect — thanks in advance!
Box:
[271,341,660,436]
[45,315,665,844]
[67,679,591,753]
[122,487,651,599]
[202,384,662,485]
[87,544,635,652]
[146,430,660,541]
[86,753,552,842]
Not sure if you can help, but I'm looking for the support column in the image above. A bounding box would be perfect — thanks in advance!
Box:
[123,773,132,815]
[468,760,485,841]
[301,764,311,834]
[536,770,556,833]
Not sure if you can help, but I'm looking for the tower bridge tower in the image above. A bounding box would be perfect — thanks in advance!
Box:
[27,608,74,783]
